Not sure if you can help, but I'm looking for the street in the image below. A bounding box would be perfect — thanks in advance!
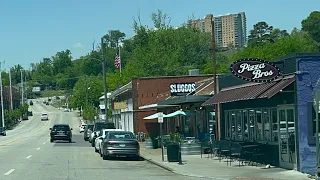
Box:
[0,101,204,180]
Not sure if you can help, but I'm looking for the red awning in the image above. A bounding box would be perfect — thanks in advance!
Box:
[202,74,295,106]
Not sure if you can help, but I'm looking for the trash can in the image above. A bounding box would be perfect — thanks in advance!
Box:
[151,138,158,149]
[167,142,180,162]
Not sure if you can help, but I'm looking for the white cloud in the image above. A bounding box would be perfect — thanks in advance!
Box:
[73,42,84,48]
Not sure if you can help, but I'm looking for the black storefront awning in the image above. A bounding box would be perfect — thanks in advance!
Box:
[158,95,212,106]
[202,74,295,106]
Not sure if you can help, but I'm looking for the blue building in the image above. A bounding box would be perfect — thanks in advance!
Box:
[202,53,320,175]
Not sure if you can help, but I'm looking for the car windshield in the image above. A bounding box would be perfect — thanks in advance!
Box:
[52,125,70,131]
[108,132,135,140]
[87,125,94,130]
[95,123,115,131]
[42,114,47,116]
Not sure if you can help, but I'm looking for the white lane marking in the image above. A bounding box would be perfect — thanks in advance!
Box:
[37,147,40,150]
[4,169,15,175]
[26,155,32,159]
[43,142,46,144]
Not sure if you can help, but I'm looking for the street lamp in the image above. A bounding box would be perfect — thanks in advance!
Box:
[0,61,5,128]
[101,36,109,123]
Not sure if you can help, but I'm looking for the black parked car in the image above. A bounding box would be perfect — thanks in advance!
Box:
[50,124,73,143]
[0,127,6,136]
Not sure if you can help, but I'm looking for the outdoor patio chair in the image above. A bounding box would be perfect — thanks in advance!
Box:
[219,140,231,165]
[229,142,245,166]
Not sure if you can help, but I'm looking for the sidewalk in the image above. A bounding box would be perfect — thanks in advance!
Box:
[139,142,313,180]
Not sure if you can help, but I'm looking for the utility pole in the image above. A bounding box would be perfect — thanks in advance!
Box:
[85,75,88,106]
[20,69,24,105]
[210,21,219,140]
[101,37,108,123]
[9,69,13,110]
[0,61,5,128]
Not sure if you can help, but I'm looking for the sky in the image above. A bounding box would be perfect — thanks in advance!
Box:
[0,0,318,70]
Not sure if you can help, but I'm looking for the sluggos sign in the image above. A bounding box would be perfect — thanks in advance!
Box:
[170,83,196,96]
[230,58,281,83]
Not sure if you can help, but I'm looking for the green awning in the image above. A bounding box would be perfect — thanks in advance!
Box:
[166,110,196,117]
[143,113,169,120]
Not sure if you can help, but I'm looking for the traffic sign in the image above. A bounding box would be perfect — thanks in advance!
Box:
[158,112,163,123]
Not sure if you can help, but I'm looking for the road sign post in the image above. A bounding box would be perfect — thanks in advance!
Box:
[158,112,164,161]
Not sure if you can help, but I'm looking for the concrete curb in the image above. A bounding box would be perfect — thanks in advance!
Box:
[139,154,175,172]
[139,153,227,180]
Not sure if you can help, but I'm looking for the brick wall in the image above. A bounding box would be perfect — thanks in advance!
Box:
[296,56,320,175]
[132,75,214,134]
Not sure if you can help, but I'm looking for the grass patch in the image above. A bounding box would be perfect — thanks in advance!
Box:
[51,99,67,109]
[40,90,66,98]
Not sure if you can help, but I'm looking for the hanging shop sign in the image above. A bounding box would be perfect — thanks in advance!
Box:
[230,58,280,83]
[170,83,196,96]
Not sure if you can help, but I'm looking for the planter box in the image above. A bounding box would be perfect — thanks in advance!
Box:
[167,142,180,162]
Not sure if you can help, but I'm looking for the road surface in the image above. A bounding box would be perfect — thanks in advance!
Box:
[0,100,203,180]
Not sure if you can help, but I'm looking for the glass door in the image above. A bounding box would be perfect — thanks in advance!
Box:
[278,106,296,170]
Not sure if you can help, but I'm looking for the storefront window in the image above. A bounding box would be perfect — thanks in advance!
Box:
[249,109,255,141]
[256,109,263,141]
[271,108,278,142]
[236,110,242,140]
[231,111,236,140]
[225,111,230,138]
[243,110,248,141]
[263,109,271,141]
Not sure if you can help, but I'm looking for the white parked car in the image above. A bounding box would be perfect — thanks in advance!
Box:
[94,129,124,154]
[79,124,87,133]
[41,113,49,121]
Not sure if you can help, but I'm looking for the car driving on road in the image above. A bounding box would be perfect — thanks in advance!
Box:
[100,131,140,160]
[50,124,73,143]
[41,113,49,121]
[0,127,6,136]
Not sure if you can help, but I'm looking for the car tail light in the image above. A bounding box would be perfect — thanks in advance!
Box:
[107,141,116,145]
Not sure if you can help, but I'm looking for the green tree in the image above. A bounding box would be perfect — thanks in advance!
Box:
[248,22,274,45]
[302,11,320,43]
[69,76,104,109]
[232,29,318,61]
[103,30,126,48]
[52,50,73,75]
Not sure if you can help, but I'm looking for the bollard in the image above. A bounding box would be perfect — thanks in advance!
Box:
[178,142,183,165]
[200,141,203,158]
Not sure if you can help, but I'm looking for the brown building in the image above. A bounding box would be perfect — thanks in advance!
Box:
[109,72,214,135]
[188,12,247,48]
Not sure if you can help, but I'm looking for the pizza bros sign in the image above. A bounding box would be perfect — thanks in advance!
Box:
[230,58,280,82]
[170,83,196,96]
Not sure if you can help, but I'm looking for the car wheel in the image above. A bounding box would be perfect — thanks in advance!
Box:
[102,154,109,160]
[95,147,98,152]
[50,139,54,143]
[91,141,95,147]
[69,139,72,143]
[99,149,103,157]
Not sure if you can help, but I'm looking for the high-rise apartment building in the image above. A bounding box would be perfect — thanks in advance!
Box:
[188,12,247,48]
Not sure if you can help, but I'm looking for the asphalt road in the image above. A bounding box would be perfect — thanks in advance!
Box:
[0,100,204,180]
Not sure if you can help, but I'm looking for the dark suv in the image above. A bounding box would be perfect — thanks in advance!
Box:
[83,124,94,141]
[0,127,6,136]
[50,124,73,143]
[90,122,115,147]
